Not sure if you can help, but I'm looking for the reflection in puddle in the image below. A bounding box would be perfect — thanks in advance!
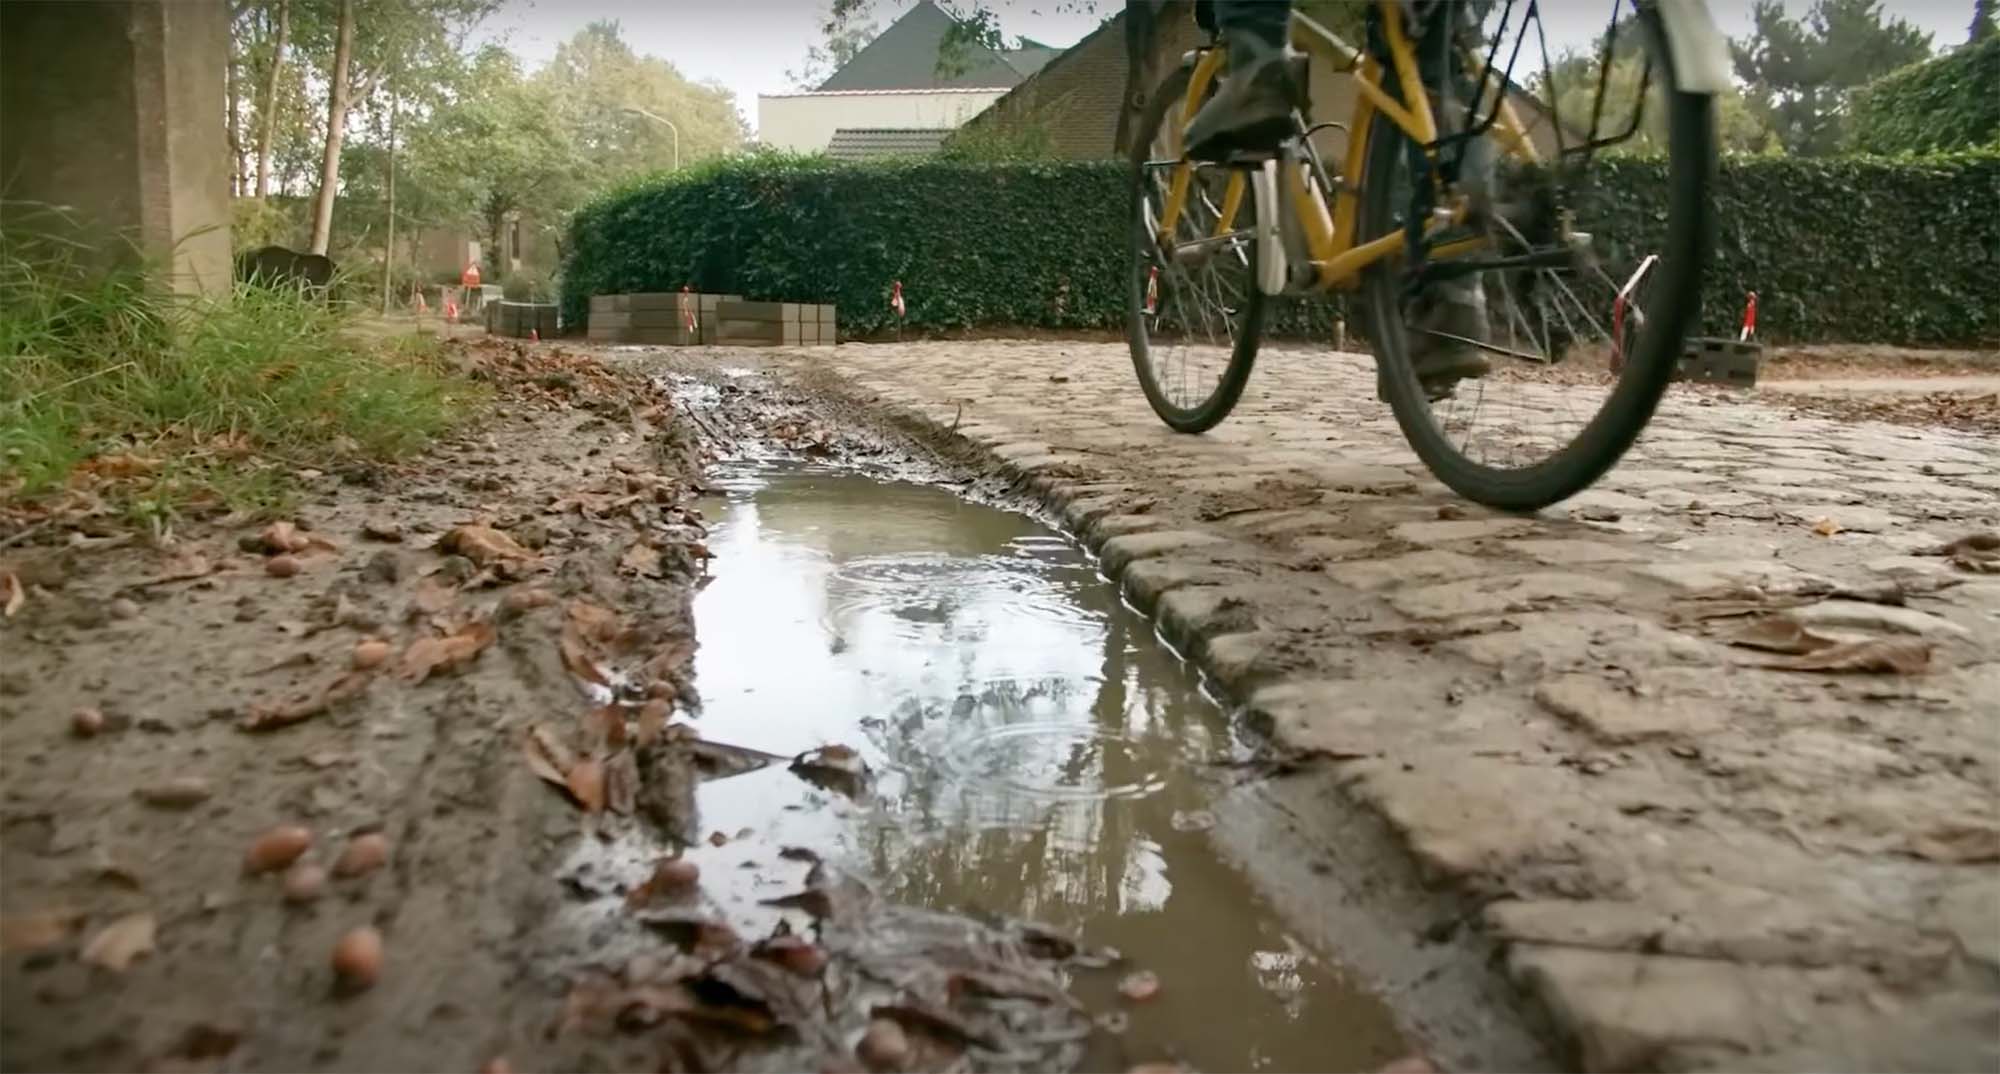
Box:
[685,464,1406,1072]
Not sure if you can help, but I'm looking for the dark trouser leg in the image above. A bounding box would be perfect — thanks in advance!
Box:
[1212,0,1290,47]
[1403,0,1495,395]
[1182,1,1297,157]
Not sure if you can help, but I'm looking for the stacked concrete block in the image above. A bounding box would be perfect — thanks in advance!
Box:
[710,300,838,347]
[587,292,742,345]
[485,301,557,339]
[587,293,834,347]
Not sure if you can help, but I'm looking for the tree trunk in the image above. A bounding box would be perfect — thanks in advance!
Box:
[256,0,291,201]
[227,48,244,196]
[307,0,354,256]
[381,86,398,315]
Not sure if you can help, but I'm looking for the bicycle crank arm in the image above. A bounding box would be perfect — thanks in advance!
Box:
[1416,245,1583,284]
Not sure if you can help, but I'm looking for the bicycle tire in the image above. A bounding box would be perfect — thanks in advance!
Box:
[1127,64,1266,434]
[1360,5,1716,511]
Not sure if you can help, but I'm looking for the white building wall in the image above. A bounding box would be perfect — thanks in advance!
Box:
[756,89,1007,152]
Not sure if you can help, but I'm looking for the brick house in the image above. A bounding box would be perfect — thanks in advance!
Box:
[758,0,1061,158]
[958,10,1565,162]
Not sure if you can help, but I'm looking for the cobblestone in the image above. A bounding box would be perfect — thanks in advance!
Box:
[770,340,2000,1072]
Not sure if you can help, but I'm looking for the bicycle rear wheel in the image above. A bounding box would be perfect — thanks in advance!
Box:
[1127,63,1266,434]
[1361,1,1716,511]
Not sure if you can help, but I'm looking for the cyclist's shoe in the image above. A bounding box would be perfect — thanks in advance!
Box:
[1408,292,1492,399]
[1184,33,1298,160]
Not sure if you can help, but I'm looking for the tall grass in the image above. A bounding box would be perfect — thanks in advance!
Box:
[1,238,473,512]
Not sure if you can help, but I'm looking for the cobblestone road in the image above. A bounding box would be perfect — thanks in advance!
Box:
[775,340,1999,1072]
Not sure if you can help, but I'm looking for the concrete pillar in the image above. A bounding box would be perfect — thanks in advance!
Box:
[0,1,232,295]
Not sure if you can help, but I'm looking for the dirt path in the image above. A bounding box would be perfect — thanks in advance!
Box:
[0,345,1110,1073]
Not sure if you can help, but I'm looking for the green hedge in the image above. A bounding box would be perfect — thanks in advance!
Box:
[563,150,1999,346]
[1847,37,2000,156]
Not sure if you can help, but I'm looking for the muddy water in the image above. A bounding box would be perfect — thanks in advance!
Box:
[681,463,1406,1072]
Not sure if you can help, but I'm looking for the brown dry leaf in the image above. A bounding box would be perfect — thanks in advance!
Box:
[635,699,669,748]
[567,757,607,813]
[439,524,536,565]
[559,635,610,689]
[410,577,456,616]
[524,725,577,789]
[565,600,624,644]
[619,540,663,577]
[86,453,162,478]
[1728,615,1845,655]
[80,911,155,972]
[258,521,309,554]
[2,571,23,619]
[1810,516,1842,537]
[144,550,214,587]
[1,907,83,954]
[243,671,373,731]
[1758,637,1933,675]
[399,620,497,683]
[1909,823,2000,864]
[585,704,628,751]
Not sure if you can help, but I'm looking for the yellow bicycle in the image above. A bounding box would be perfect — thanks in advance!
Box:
[1128,0,1730,510]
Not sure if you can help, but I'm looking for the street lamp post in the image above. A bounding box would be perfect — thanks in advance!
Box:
[622,105,680,171]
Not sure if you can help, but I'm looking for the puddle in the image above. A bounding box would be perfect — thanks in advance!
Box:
[657,463,1411,1072]
[557,462,1407,1070]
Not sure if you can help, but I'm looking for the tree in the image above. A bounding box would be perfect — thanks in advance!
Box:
[537,20,750,181]
[1973,0,1997,44]
[787,0,879,89]
[308,0,357,254]
[1539,18,1781,154]
[255,0,292,198]
[1731,0,1933,156]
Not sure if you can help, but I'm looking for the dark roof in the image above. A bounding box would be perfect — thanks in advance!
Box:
[1001,43,1061,78]
[817,0,1033,91]
[826,128,954,159]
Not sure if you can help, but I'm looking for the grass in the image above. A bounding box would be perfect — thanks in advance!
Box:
[2,239,477,521]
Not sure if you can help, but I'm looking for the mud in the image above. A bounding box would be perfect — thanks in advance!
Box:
[1,346,1449,1073]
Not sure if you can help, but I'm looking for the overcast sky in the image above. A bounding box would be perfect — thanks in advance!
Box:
[472,0,1981,136]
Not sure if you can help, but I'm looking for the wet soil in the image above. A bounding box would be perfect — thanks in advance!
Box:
[1,346,1427,1072]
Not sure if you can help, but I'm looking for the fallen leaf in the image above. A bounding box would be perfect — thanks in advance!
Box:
[80,911,155,971]
[163,1021,243,1063]
[524,725,577,789]
[567,757,607,813]
[558,634,610,689]
[333,832,390,877]
[619,540,663,577]
[399,620,497,683]
[332,925,383,991]
[1727,615,1846,655]
[635,699,669,748]
[1909,823,2000,864]
[409,577,456,616]
[361,518,403,542]
[258,521,309,554]
[243,670,373,731]
[86,453,162,478]
[142,550,214,587]
[1,908,83,953]
[791,744,870,798]
[565,600,624,644]
[626,858,700,908]
[1758,637,1932,674]
[642,635,697,681]
[1810,516,1842,537]
[438,524,536,565]
[2,571,23,618]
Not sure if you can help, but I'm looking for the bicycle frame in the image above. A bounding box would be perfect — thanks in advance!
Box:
[1152,0,1542,294]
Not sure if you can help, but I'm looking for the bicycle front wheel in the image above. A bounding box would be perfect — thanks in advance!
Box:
[1127,63,1266,434]
[1361,1,1717,511]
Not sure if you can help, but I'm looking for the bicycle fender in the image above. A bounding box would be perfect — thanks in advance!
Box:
[1656,0,1733,95]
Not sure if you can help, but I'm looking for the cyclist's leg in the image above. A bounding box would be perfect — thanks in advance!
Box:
[1183,0,1297,159]
[1405,0,1494,394]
